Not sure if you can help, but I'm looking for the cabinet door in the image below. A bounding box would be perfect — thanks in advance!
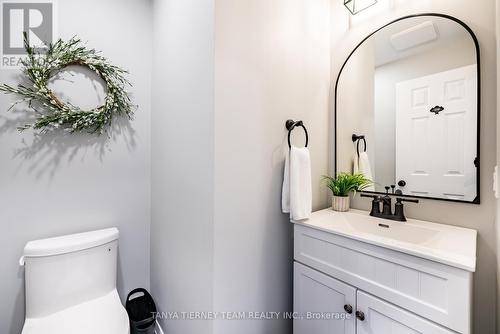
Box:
[356,291,456,334]
[294,262,356,334]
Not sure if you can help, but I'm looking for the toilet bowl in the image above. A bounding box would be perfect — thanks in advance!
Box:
[20,228,130,334]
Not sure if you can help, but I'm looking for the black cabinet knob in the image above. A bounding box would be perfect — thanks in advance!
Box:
[356,311,365,321]
[344,304,353,314]
[398,180,406,187]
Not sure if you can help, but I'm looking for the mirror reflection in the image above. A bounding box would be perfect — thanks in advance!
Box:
[336,15,479,203]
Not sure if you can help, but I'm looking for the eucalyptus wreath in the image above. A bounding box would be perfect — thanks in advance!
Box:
[0,35,134,133]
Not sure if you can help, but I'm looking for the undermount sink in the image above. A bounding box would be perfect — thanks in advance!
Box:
[293,209,477,271]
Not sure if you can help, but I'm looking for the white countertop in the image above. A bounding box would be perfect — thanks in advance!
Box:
[293,209,477,272]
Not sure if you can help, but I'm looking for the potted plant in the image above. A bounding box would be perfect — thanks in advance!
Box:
[323,173,373,212]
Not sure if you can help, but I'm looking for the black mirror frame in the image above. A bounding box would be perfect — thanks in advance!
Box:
[334,13,481,204]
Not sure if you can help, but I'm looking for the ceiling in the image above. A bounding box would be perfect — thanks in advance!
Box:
[373,16,473,67]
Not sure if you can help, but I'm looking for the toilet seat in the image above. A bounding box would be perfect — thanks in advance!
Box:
[22,289,130,334]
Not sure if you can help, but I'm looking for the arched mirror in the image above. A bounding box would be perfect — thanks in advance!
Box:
[335,14,480,203]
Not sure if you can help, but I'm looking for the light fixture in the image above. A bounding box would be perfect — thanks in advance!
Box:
[344,0,378,15]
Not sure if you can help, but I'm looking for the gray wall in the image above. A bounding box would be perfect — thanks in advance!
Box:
[331,1,497,333]
[150,1,331,333]
[0,1,152,333]
[150,0,215,333]
[213,0,331,333]
[496,0,500,331]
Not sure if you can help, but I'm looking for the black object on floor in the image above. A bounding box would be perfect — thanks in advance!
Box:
[126,288,157,334]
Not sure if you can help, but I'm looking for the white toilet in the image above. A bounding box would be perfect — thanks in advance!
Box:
[20,228,130,334]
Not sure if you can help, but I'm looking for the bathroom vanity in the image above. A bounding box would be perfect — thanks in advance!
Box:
[295,12,481,334]
[293,209,477,334]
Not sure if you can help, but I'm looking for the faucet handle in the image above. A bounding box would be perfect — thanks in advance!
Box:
[360,194,381,216]
[394,197,419,222]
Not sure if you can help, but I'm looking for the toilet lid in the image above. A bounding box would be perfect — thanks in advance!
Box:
[22,290,130,334]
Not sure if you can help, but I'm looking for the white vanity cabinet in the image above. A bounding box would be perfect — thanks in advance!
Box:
[294,262,356,334]
[356,291,456,334]
[293,209,477,334]
[294,263,456,334]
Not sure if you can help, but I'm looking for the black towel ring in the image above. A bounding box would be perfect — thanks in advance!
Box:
[286,119,309,149]
[352,134,366,157]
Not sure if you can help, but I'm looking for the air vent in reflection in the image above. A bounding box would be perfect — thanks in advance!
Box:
[390,21,438,51]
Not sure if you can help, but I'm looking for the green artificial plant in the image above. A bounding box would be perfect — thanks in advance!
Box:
[323,173,373,197]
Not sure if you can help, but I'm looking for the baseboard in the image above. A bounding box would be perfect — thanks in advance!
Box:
[155,320,165,334]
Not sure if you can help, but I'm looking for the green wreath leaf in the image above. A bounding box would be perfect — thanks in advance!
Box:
[0,33,135,134]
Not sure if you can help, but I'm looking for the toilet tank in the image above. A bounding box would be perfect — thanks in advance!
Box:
[22,228,120,318]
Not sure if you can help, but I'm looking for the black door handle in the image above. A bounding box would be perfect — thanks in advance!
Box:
[398,180,406,187]
[430,106,444,115]
[356,311,365,321]
[344,304,353,314]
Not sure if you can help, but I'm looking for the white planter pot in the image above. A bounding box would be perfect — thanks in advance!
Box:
[332,196,350,212]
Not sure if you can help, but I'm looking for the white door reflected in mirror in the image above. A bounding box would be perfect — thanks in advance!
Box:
[335,15,479,203]
[395,65,477,201]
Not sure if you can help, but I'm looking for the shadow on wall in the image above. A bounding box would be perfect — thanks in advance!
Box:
[0,113,136,180]
[0,68,137,180]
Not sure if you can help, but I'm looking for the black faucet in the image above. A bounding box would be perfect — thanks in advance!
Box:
[360,194,419,222]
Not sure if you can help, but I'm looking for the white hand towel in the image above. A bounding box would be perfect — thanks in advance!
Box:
[282,150,291,213]
[282,146,312,220]
[354,152,375,191]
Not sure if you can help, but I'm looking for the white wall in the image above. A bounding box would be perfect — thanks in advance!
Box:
[213,0,331,333]
[0,0,152,333]
[331,1,497,333]
[150,0,215,333]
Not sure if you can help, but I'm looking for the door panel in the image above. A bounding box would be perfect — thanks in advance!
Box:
[396,64,477,200]
[356,291,455,334]
[293,262,356,334]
